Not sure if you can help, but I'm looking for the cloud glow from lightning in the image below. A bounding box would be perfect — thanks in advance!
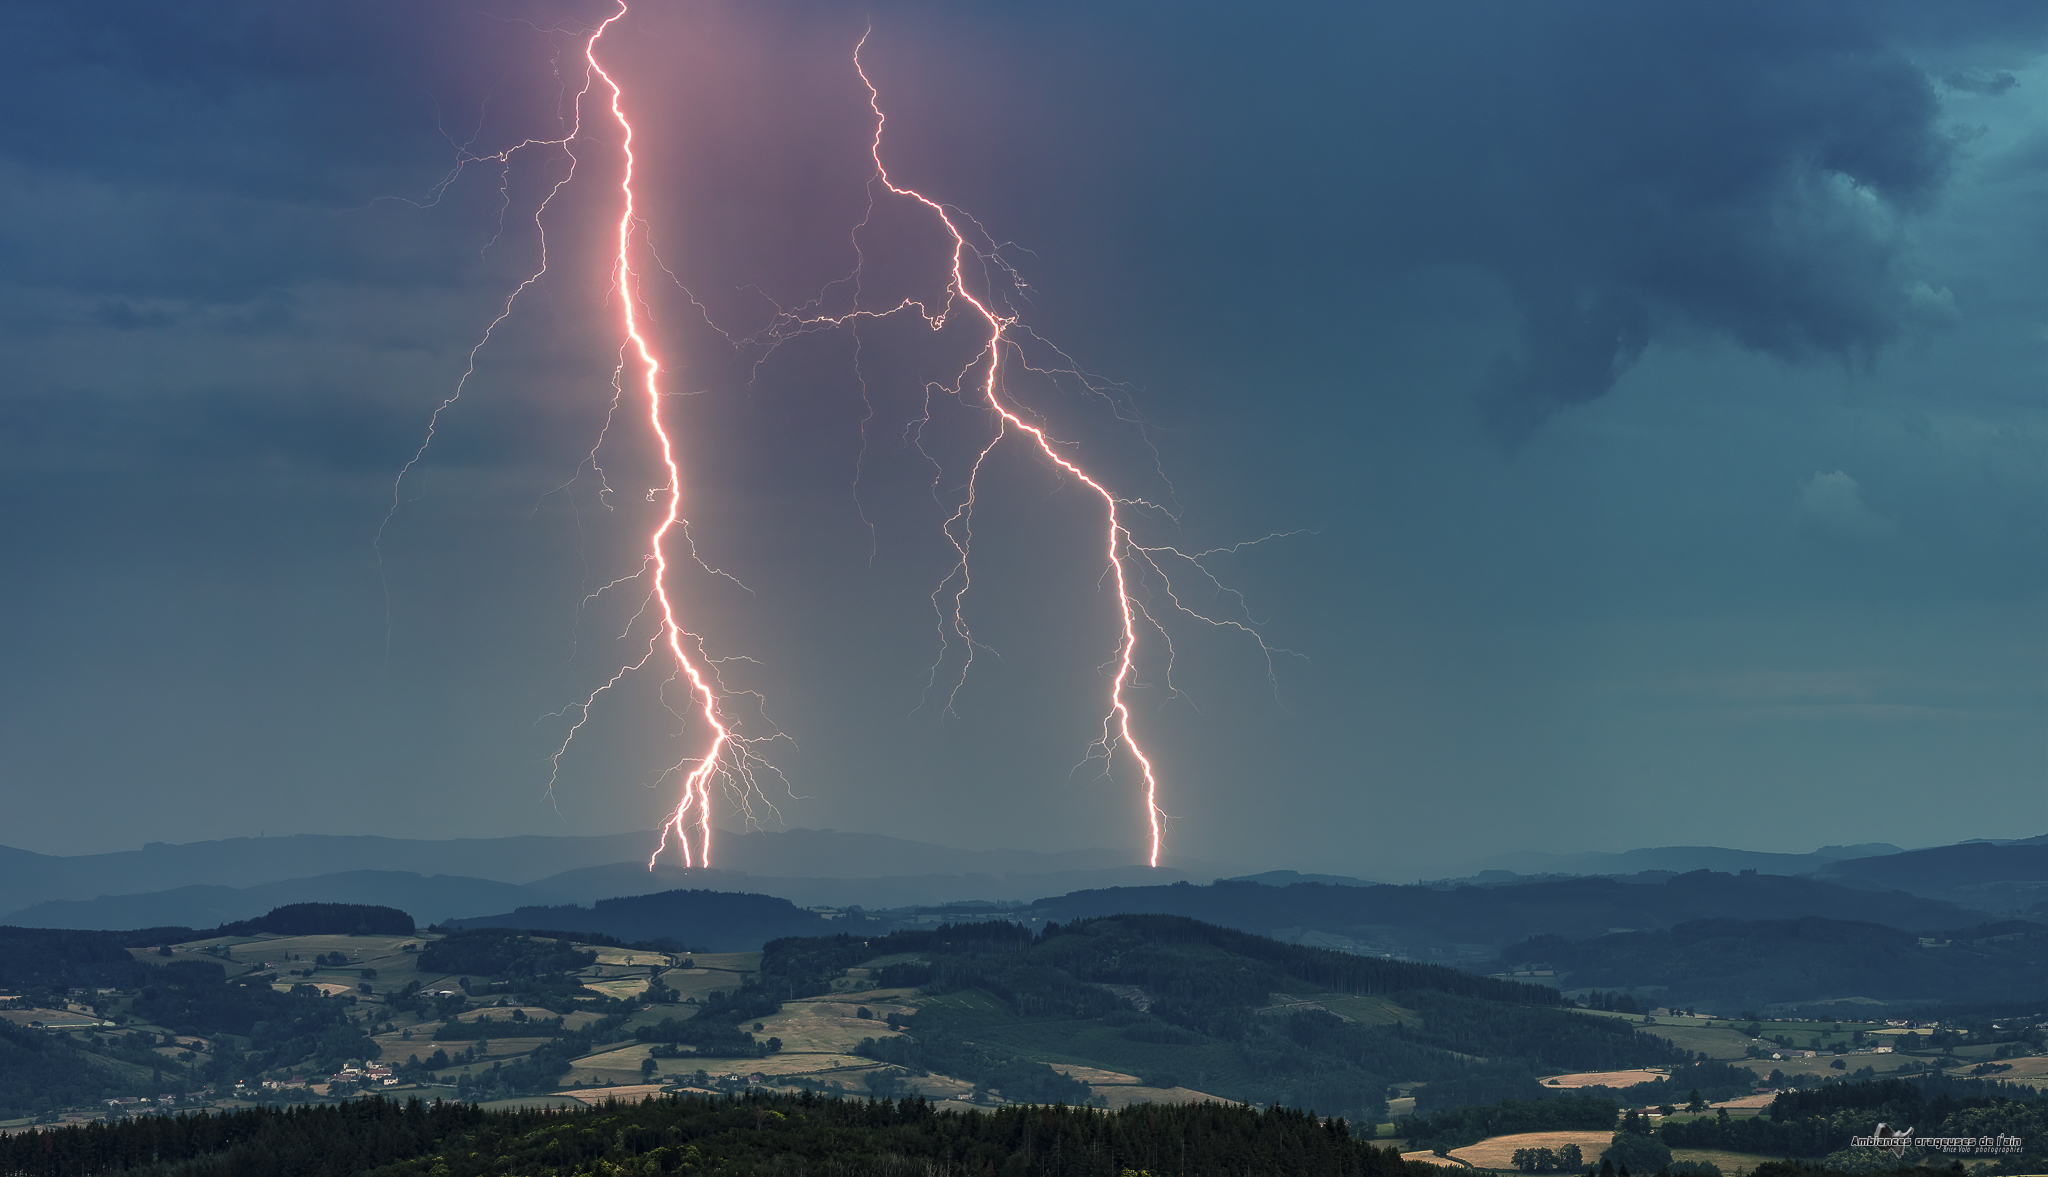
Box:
[733,33,1298,869]
[389,6,1293,872]
[387,2,777,869]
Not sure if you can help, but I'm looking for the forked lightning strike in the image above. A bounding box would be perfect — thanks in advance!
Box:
[387,2,776,870]
[390,8,1294,872]
[744,36,1297,868]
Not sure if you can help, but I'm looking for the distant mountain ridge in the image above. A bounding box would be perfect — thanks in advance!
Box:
[1817,842,2048,914]
[1457,843,1905,879]
[1494,915,2048,1011]
[4,870,539,930]
[442,888,840,951]
[1030,870,1991,962]
[0,828,1224,921]
[2,860,1224,931]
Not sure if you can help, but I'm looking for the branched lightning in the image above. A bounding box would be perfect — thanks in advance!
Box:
[727,32,1299,868]
[389,11,1295,872]
[387,2,781,870]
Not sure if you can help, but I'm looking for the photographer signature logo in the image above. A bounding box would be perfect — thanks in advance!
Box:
[1852,1124,1913,1157]
[1851,1123,2022,1156]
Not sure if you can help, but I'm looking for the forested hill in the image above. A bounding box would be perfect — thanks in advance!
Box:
[1028,872,1987,952]
[441,888,845,950]
[1495,917,2048,1010]
[761,915,1694,1122]
[766,914,1561,1005]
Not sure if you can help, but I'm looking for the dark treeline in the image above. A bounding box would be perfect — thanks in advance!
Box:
[212,905,413,939]
[0,929,153,993]
[1033,874,1981,951]
[442,889,847,952]
[413,930,593,979]
[1498,917,2048,1010]
[0,1097,493,1177]
[0,1092,1444,1177]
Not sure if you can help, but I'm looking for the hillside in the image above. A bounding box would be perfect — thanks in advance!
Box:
[1818,843,2048,915]
[1458,844,1904,879]
[0,830,1215,921]
[0,908,1715,1127]
[750,915,1707,1122]
[5,872,534,931]
[442,888,848,950]
[1495,917,2048,1012]
[1027,871,1989,965]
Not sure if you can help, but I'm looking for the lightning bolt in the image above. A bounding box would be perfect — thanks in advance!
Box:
[582,15,755,871]
[390,11,1295,873]
[850,74,1160,862]
[386,2,775,870]
[706,31,1301,870]
[831,34,1296,869]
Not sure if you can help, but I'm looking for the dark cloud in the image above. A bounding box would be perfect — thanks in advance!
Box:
[1942,69,2019,95]
[973,2,1974,438]
[0,2,2039,867]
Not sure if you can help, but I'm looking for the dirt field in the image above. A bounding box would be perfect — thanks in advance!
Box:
[1711,1093,1778,1110]
[1541,1068,1668,1088]
[756,995,915,1056]
[1448,1130,1616,1170]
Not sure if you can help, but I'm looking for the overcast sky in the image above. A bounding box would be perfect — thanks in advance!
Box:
[1,1,2042,879]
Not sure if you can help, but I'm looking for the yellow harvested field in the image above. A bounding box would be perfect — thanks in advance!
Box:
[1541,1069,1667,1088]
[1402,1151,1470,1168]
[1712,1094,1777,1110]
[1449,1131,1615,1169]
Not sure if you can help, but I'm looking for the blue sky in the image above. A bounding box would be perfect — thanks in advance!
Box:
[0,2,2041,877]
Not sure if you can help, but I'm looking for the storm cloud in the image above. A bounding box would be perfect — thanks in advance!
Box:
[0,2,2040,874]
